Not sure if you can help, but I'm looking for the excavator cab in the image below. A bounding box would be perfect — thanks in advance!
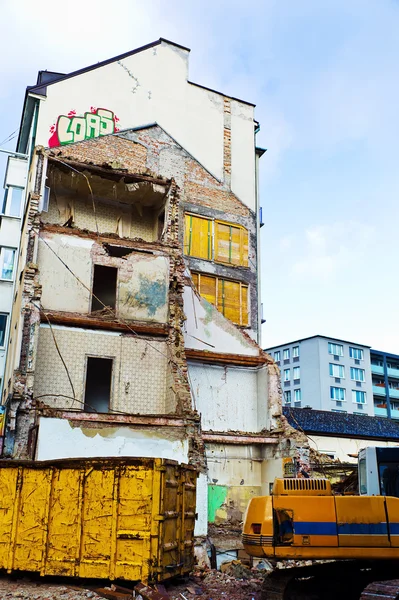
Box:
[359,447,399,497]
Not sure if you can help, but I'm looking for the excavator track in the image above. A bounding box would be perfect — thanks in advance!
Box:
[360,580,399,600]
[260,562,362,600]
[260,562,399,600]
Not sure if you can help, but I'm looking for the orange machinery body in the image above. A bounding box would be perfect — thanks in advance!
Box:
[242,478,399,561]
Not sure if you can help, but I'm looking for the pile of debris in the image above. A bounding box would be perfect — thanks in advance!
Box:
[165,561,269,600]
[0,561,271,600]
[0,577,102,600]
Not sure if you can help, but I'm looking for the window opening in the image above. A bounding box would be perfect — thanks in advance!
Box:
[2,187,23,217]
[157,209,165,239]
[91,265,117,312]
[0,314,7,347]
[84,357,113,413]
[0,248,16,280]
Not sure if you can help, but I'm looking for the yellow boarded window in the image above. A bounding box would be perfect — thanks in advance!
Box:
[192,272,248,326]
[184,214,212,260]
[195,273,217,306]
[214,221,248,267]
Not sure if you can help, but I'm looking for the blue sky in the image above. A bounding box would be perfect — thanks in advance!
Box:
[1,0,398,351]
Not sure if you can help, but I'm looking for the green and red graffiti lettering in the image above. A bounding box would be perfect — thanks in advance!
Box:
[48,107,120,147]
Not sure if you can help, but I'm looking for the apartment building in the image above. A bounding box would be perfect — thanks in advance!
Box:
[0,156,27,398]
[371,350,399,419]
[265,335,374,416]
[0,39,297,542]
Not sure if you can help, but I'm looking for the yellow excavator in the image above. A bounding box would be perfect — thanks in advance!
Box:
[242,447,399,599]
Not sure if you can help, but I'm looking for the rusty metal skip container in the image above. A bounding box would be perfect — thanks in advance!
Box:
[0,457,197,583]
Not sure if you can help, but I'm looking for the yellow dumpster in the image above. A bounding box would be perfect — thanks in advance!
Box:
[0,457,197,583]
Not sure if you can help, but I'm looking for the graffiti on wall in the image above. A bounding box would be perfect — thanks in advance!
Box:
[48,107,120,148]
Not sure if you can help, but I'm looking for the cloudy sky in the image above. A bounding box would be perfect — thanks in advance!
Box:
[1,0,398,352]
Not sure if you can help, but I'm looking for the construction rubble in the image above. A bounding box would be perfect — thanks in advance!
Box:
[0,561,271,600]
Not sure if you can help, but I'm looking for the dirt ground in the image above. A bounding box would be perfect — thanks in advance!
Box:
[0,566,264,600]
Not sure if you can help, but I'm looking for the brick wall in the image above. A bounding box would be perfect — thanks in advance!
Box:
[49,135,148,175]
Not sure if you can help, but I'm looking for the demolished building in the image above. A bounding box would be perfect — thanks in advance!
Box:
[1,38,303,546]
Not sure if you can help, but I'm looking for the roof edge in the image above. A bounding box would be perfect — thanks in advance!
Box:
[27,38,166,94]
[265,334,371,351]
[188,80,256,107]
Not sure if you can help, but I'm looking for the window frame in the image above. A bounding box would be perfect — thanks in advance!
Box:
[352,390,366,404]
[214,219,249,267]
[184,214,212,261]
[294,389,302,402]
[329,363,345,378]
[328,342,344,356]
[283,348,290,360]
[184,213,249,267]
[349,347,364,360]
[284,368,290,382]
[350,367,365,382]
[292,346,299,358]
[293,366,300,380]
[330,386,346,401]
[1,186,24,218]
[284,390,291,403]
[0,247,17,282]
[274,351,280,362]
[192,271,249,327]
[0,313,8,348]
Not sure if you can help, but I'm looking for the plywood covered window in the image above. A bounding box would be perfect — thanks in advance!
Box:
[184,214,248,266]
[192,272,249,326]
[214,221,248,266]
[184,214,212,260]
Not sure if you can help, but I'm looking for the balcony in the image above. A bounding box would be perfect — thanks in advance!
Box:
[373,384,386,396]
[388,366,399,379]
[388,387,399,399]
[374,406,388,417]
[374,405,399,420]
[371,364,384,376]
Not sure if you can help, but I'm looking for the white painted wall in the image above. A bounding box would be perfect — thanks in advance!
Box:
[188,362,265,433]
[183,286,259,356]
[33,41,256,210]
[308,435,399,463]
[230,100,256,212]
[38,233,92,313]
[195,472,208,536]
[36,417,189,462]
[206,443,264,486]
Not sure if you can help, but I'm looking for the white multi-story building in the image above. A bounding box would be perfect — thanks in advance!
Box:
[265,335,374,416]
[0,155,27,397]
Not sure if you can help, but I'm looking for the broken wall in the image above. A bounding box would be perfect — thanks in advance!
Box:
[44,194,157,241]
[33,325,170,414]
[206,443,266,525]
[38,232,169,323]
[188,363,268,432]
[183,286,259,355]
[35,416,189,462]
